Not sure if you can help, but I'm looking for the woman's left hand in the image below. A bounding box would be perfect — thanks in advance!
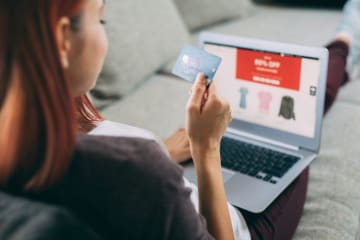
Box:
[164,128,191,164]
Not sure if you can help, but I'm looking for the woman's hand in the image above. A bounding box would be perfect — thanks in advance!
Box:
[185,73,235,240]
[185,73,232,165]
[164,128,191,164]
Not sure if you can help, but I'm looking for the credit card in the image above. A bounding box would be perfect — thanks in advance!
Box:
[172,44,222,84]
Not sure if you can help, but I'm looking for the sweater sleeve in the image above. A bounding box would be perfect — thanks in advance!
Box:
[154,159,215,240]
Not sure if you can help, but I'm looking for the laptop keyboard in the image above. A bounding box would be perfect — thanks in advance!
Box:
[220,137,300,184]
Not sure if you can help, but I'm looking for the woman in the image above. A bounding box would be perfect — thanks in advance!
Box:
[0,0,357,239]
[0,0,233,239]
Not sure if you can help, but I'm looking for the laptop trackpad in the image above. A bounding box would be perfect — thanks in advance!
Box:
[183,164,235,185]
[222,169,235,182]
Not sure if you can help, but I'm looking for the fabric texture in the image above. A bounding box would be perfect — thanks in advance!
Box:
[293,41,360,239]
[337,79,360,103]
[173,0,255,31]
[89,120,169,160]
[90,0,189,109]
[240,168,309,240]
[191,5,342,46]
[22,135,215,240]
[101,74,192,139]
[0,192,100,240]
[293,101,360,240]
[324,41,349,113]
[160,5,342,75]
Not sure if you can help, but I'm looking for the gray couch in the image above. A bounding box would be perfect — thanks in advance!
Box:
[91,0,360,239]
[0,192,100,240]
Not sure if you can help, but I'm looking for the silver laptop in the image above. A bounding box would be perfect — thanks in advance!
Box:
[183,32,329,213]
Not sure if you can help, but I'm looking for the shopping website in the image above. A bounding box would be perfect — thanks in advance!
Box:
[204,43,321,138]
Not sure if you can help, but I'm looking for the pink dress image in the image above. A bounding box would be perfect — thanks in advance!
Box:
[258,91,273,113]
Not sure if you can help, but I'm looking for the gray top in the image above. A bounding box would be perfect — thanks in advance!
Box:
[29,135,215,240]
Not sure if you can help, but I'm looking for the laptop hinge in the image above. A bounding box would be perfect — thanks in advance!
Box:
[226,127,300,151]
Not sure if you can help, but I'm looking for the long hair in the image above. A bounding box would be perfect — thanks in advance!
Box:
[0,0,103,191]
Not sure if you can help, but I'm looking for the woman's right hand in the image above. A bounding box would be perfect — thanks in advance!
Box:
[186,74,235,240]
[185,73,232,165]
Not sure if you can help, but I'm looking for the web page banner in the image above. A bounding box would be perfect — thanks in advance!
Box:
[236,49,302,91]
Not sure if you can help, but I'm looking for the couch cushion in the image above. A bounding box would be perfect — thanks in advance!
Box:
[199,5,341,46]
[100,74,192,139]
[337,79,360,104]
[271,0,346,8]
[173,0,254,32]
[161,4,341,75]
[0,192,101,240]
[90,0,189,109]
[293,100,360,239]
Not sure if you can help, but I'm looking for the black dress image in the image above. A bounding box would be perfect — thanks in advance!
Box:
[279,96,296,120]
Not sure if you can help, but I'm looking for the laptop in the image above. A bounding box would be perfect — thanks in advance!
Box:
[183,32,329,213]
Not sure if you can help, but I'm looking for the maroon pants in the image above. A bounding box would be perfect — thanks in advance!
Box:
[239,41,349,240]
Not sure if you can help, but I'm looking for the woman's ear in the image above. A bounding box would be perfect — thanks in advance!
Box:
[55,17,72,69]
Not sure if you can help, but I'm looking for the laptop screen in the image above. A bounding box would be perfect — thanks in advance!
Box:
[204,43,321,138]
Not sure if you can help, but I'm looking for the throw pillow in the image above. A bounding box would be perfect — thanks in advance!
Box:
[173,0,255,31]
[91,0,189,109]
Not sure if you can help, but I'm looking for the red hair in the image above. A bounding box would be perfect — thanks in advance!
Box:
[0,0,103,191]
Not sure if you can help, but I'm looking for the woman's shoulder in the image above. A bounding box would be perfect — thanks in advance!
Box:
[72,134,183,188]
[40,135,197,239]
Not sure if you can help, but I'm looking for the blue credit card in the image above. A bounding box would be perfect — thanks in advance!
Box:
[172,44,222,84]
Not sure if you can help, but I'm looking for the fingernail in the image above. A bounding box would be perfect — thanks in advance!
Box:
[199,74,207,84]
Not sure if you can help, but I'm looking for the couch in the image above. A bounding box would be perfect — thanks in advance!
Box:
[0,192,100,240]
[89,0,360,239]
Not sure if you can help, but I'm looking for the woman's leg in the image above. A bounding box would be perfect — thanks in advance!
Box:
[239,40,350,240]
[324,40,350,114]
[240,168,309,240]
